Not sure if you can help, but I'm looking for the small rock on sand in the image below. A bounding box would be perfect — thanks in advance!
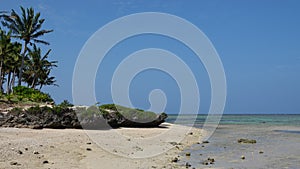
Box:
[208,157,215,163]
[202,160,209,165]
[238,138,257,144]
[185,162,191,167]
[133,146,143,151]
[10,161,19,165]
[171,157,178,163]
[169,142,180,146]
[202,157,215,165]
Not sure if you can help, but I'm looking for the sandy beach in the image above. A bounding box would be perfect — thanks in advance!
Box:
[0,123,203,169]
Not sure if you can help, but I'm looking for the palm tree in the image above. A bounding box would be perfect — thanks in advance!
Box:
[4,43,21,94]
[1,6,53,86]
[0,29,21,94]
[23,45,57,89]
[37,70,58,90]
[0,29,11,93]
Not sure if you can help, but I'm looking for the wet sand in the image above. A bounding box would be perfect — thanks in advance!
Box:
[179,124,300,169]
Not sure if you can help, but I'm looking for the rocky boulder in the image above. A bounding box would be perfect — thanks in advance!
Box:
[0,104,168,129]
[0,106,81,129]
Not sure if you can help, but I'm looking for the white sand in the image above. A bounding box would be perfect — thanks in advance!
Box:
[0,123,204,169]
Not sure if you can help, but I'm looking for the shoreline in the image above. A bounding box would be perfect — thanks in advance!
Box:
[1,120,299,168]
[177,124,300,169]
[0,122,204,169]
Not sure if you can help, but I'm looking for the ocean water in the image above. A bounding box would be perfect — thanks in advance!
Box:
[166,114,300,169]
[166,114,300,127]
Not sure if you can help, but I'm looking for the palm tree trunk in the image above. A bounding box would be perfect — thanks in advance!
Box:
[18,41,28,86]
[6,71,11,94]
[31,77,36,89]
[0,61,3,93]
[9,69,16,94]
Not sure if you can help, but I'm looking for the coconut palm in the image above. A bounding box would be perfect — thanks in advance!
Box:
[37,70,58,90]
[0,29,21,94]
[0,29,11,92]
[1,6,53,86]
[4,43,21,94]
[23,45,57,89]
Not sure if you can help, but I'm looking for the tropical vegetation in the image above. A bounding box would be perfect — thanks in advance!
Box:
[0,7,168,128]
[76,104,163,123]
[0,6,56,96]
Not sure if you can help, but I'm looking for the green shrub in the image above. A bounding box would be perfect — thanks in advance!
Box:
[52,106,62,113]
[135,109,144,112]
[26,105,42,115]
[52,105,70,114]
[13,86,36,96]
[9,107,23,114]
[57,100,74,108]
[17,95,24,101]
[99,104,158,122]
[30,92,51,102]
[99,104,117,111]
[12,86,53,103]
[117,105,157,121]
[6,94,13,101]
[26,105,68,115]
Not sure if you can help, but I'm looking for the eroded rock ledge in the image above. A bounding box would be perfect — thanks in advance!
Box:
[0,104,167,129]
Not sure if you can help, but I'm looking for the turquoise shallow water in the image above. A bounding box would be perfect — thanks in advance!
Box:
[166,114,300,127]
[166,114,300,169]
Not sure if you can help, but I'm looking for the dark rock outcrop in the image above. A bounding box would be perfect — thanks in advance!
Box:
[104,111,168,128]
[0,107,81,129]
[0,105,168,129]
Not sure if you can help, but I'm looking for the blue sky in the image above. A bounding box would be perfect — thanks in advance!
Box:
[1,0,300,113]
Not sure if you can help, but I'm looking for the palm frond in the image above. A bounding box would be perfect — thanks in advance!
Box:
[33,39,50,45]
